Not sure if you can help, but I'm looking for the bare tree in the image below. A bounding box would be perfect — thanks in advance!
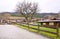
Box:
[2,13,11,20]
[16,1,39,28]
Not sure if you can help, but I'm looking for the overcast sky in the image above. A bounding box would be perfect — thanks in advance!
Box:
[0,0,60,13]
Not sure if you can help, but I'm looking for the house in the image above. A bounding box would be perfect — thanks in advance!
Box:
[44,15,57,20]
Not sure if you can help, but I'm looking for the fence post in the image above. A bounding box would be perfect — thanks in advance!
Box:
[56,22,59,37]
[54,22,59,38]
[38,23,40,33]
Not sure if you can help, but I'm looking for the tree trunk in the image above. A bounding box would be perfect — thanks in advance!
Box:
[27,20,30,29]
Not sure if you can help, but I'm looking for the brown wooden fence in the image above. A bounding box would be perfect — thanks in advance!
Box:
[18,20,60,37]
[38,20,60,37]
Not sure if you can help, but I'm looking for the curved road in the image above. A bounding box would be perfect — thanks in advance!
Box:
[0,24,50,39]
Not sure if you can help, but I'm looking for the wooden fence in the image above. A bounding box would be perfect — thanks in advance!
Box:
[38,20,60,37]
[18,20,60,37]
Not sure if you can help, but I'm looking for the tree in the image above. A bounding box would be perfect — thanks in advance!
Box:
[1,12,11,23]
[16,1,39,28]
[2,12,11,20]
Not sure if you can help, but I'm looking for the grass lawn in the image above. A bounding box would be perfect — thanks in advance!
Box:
[16,23,60,39]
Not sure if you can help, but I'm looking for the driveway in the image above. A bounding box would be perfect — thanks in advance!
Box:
[0,24,50,39]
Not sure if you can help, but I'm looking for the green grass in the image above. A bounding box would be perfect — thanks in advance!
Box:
[16,24,60,39]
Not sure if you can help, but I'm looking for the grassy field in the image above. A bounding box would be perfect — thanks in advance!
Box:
[16,24,60,39]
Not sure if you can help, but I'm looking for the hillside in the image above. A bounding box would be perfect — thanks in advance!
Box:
[34,13,58,18]
[0,12,58,18]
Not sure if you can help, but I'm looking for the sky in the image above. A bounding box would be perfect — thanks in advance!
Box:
[0,0,60,13]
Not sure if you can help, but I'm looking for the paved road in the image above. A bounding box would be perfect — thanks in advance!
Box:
[0,24,50,39]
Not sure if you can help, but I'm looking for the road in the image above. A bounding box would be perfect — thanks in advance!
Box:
[0,24,50,39]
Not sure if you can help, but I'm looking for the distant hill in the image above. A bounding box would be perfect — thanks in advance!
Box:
[34,13,58,18]
[0,12,22,17]
[0,12,58,18]
[10,13,58,18]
